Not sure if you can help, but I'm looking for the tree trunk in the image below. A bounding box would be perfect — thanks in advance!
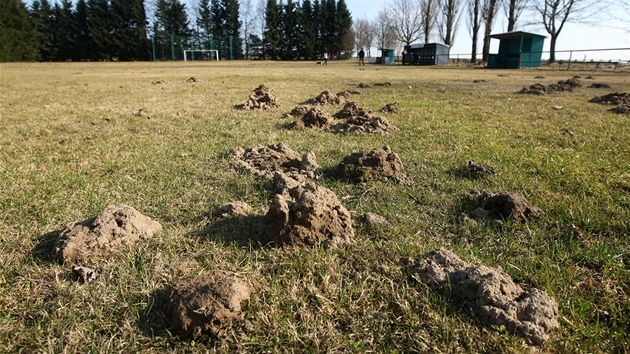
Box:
[471,34,478,62]
[507,0,516,32]
[549,34,557,63]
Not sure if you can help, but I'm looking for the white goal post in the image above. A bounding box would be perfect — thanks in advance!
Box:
[183,50,219,61]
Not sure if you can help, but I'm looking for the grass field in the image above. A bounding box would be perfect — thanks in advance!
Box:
[1,61,628,353]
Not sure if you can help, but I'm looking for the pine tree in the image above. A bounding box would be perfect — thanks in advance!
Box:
[298,0,316,59]
[312,0,322,56]
[197,0,213,36]
[74,0,92,60]
[0,0,38,61]
[87,0,112,60]
[335,0,353,57]
[263,0,283,59]
[222,0,243,59]
[30,0,56,61]
[209,0,224,37]
[111,0,150,60]
[283,0,298,59]
[155,0,190,36]
[52,0,76,61]
[320,0,336,56]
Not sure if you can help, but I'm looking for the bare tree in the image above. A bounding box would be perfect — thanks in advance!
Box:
[481,0,501,62]
[241,0,257,57]
[354,18,374,56]
[504,0,528,31]
[373,10,397,50]
[421,0,439,43]
[467,0,482,62]
[388,0,424,46]
[533,0,598,62]
[438,0,462,45]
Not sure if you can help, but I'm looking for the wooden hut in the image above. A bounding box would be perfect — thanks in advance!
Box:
[487,31,546,68]
[402,43,450,65]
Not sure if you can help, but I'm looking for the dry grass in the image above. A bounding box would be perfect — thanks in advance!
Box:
[1,61,629,352]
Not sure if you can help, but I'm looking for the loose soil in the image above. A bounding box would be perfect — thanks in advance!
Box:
[229,142,321,180]
[167,271,252,338]
[380,102,399,113]
[213,201,252,218]
[53,205,162,265]
[589,92,630,114]
[518,78,582,95]
[411,248,559,345]
[289,102,398,135]
[468,192,543,224]
[262,173,354,247]
[302,90,358,105]
[334,146,412,185]
[235,84,281,110]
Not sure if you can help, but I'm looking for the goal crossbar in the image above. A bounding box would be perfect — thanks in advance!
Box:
[183,50,219,61]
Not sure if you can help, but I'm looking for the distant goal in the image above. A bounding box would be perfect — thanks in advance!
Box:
[183,50,219,61]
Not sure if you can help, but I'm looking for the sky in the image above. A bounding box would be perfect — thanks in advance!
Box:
[334,0,630,61]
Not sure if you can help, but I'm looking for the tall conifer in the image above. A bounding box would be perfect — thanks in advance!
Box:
[263,0,283,59]
[0,0,38,61]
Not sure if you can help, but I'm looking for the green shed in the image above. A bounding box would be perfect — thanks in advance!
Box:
[487,31,545,69]
[379,48,395,65]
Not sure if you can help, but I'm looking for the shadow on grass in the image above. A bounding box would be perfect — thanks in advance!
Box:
[447,165,490,180]
[189,215,268,249]
[138,286,178,341]
[30,229,63,265]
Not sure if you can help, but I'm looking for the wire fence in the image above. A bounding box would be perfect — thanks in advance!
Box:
[447,47,630,70]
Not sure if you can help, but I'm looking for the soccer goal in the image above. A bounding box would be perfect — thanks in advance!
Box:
[183,50,219,61]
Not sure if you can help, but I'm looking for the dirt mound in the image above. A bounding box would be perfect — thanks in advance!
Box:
[334,101,370,119]
[289,103,398,135]
[263,174,354,247]
[303,90,357,105]
[235,84,281,110]
[357,83,371,88]
[332,115,398,135]
[380,102,398,113]
[589,92,630,114]
[229,142,321,180]
[588,83,611,89]
[589,92,630,105]
[186,77,200,83]
[168,271,251,338]
[373,82,392,87]
[518,78,582,95]
[411,248,559,345]
[468,192,543,224]
[289,105,310,116]
[289,107,335,129]
[468,160,495,175]
[54,205,162,265]
[213,201,251,218]
[335,146,412,185]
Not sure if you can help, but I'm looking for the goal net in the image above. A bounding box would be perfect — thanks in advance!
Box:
[183,50,219,61]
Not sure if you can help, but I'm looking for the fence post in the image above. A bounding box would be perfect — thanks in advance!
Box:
[568,51,572,70]
[151,35,156,61]
[230,36,233,60]
[171,34,175,61]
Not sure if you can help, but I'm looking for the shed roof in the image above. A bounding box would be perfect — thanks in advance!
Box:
[488,31,546,40]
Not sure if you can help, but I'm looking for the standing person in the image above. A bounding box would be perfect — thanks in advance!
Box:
[323,51,328,65]
[358,48,365,66]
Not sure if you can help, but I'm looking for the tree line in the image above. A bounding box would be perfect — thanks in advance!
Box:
[352,0,610,63]
[0,0,353,62]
